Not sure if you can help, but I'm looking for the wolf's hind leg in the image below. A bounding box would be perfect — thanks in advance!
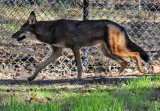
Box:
[28,46,63,81]
[100,44,129,77]
[112,50,144,73]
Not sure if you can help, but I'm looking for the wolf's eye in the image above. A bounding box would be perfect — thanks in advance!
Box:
[19,28,23,32]
[28,28,34,32]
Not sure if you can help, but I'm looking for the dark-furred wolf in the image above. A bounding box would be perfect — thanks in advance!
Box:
[12,11,149,81]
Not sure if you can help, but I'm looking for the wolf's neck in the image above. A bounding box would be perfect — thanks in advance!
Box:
[35,21,55,44]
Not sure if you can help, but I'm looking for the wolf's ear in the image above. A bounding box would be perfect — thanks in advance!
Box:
[28,11,37,25]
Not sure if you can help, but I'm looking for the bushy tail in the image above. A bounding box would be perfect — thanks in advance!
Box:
[125,32,149,62]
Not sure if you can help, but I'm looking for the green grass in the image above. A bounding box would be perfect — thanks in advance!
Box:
[0,75,160,111]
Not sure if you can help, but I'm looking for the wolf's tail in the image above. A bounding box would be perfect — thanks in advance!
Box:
[125,32,149,62]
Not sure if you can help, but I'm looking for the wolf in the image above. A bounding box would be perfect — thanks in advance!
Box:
[12,11,149,81]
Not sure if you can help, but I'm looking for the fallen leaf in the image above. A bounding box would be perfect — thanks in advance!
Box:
[15,7,19,12]
[153,65,160,73]
[1,41,7,45]
[30,93,38,102]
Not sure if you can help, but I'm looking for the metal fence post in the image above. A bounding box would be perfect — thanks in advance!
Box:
[83,0,89,20]
[139,0,141,10]
[82,0,89,70]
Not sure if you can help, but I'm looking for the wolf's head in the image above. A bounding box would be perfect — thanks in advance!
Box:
[12,11,37,41]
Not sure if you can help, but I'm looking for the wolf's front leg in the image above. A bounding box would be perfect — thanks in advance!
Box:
[28,46,62,81]
[71,46,83,79]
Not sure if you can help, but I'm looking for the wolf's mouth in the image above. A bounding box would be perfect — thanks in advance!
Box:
[17,35,26,41]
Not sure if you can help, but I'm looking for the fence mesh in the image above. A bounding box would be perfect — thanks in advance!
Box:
[0,0,160,80]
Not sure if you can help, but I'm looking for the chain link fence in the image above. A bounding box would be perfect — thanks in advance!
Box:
[0,0,160,80]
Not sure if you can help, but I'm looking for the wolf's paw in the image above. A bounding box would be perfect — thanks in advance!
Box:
[139,70,145,74]
[27,77,34,81]
[77,74,82,80]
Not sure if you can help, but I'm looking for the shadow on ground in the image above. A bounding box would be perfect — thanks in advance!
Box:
[0,74,158,85]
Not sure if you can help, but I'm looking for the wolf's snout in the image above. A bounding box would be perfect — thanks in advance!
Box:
[17,35,26,41]
[12,33,16,39]
[12,31,19,39]
[12,31,26,41]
